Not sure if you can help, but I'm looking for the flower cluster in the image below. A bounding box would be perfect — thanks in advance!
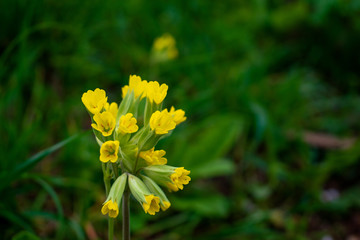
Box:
[82,75,190,218]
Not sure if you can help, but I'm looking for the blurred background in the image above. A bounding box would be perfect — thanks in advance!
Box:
[1,0,360,239]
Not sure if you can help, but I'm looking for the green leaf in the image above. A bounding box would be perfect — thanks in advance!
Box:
[0,132,87,190]
[32,176,65,240]
[0,209,33,233]
[32,176,64,222]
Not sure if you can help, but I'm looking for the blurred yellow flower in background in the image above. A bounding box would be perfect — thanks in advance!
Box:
[151,33,178,63]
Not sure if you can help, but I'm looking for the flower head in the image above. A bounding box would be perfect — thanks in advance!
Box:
[91,112,116,136]
[169,106,186,125]
[150,110,176,135]
[118,113,139,134]
[100,140,120,163]
[82,74,191,221]
[146,81,168,104]
[122,75,148,99]
[101,200,119,218]
[81,88,108,114]
[139,148,167,165]
[105,102,118,119]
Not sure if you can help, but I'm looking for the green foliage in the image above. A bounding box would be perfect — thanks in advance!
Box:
[1,0,360,239]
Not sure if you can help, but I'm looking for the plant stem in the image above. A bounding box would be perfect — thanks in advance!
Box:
[122,190,130,240]
[108,218,114,240]
[103,163,114,240]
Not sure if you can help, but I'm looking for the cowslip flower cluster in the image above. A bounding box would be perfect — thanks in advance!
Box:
[81,75,190,219]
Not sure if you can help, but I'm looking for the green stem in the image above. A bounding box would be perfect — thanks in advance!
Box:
[122,190,130,240]
[103,163,114,240]
[108,218,114,240]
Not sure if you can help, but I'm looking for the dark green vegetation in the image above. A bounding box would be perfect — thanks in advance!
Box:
[1,0,360,239]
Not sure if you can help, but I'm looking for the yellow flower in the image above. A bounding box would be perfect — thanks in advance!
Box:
[101,200,119,218]
[150,110,176,135]
[169,106,186,125]
[81,88,108,114]
[100,140,119,163]
[160,201,171,211]
[91,112,116,137]
[142,195,160,215]
[169,167,191,191]
[139,148,167,165]
[118,113,139,134]
[122,75,148,99]
[146,81,168,104]
[104,102,118,119]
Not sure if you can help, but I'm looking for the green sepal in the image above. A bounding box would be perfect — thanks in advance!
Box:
[116,90,135,128]
[143,165,176,186]
[128,174,151,203]
[131,126,161,152]
[144,99,154,126]
[140,133,161,151]
[119,143,137,172]
[105,173,128,206]
[95,136,104,147]
[116,133,131,147]
[129,126,148,144]
[130,125,159,151]
[141,174,169,204]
